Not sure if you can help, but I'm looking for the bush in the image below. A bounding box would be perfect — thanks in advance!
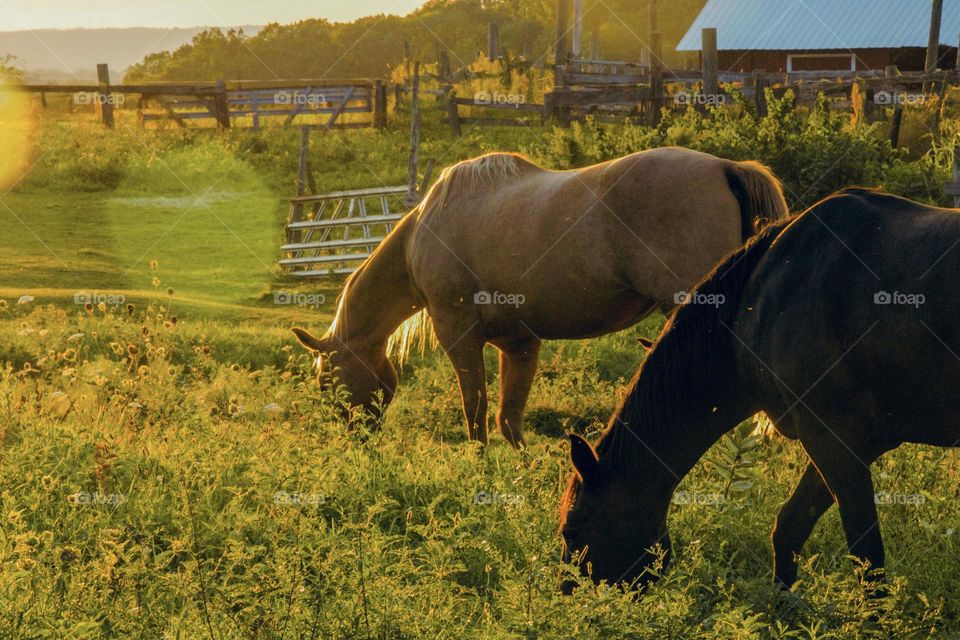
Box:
[527,91,953,210]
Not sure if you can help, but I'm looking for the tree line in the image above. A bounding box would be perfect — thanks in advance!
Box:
[124,0,705,82]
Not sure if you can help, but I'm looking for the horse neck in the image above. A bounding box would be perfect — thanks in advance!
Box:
[327,218,421,353]
[598,322,756,492]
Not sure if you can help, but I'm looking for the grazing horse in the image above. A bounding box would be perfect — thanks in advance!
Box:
[293,147,788,447]
[560,188,960,592]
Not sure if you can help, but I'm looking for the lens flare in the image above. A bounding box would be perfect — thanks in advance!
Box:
[0,75,34,191]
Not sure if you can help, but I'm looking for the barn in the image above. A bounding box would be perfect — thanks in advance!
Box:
[676,0,960,74]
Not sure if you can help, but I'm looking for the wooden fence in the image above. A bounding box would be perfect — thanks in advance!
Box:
[2,63,388,130]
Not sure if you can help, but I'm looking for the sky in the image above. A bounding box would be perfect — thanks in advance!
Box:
[0,0,427,30]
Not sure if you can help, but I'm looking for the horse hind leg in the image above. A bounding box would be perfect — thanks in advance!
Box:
[495,338,541,449]
[801,431,891,592]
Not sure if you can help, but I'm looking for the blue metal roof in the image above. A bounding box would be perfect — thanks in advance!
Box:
[677,0,960,51]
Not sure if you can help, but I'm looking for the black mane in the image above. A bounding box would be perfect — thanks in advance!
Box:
[594,217,795,469]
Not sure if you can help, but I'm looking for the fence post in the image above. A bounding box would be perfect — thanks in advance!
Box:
[885,65,903,148]
[702,28,719,98]
[571,0,582,58]
[951,147,960,207]
[214,79,230,129]
[374,80,387,129]
[447,90,461,137]
[406,62,422,208]
[488,23,500,61]
[96,63,114,128]
[956,29,960,70]
[648,32,663,126]
[926,0,944,73]
[554,0,569,84]
[753,71,769,117]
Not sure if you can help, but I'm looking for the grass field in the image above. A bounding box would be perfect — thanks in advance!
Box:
[2,113,960,638]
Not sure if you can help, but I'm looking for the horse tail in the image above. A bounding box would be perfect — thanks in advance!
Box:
[724,160,790,241]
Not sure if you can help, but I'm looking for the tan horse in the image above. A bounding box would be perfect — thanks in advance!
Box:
[292,147,788,447]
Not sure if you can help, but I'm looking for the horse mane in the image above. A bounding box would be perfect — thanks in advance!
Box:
[418,152,529,220]
[592,216,795,469]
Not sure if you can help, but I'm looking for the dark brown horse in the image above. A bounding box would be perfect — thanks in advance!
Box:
[561,189,960,591]
[293,148,788,447]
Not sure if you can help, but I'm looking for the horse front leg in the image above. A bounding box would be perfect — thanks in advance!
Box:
[771,460,835,589]
[436,322,489,445]
[496,338,541,449]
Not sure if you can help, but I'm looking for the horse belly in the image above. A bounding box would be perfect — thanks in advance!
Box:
[483,290,657,341]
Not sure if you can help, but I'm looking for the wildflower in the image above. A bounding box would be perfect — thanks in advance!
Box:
[97,302,106,313]
[127,344,139,356]
[151,277,160,287]
[84,303,94,314]
[62,348,77,362]
[126,303,135,316]
[0,299,7,309]
[167,288,174,297]
[150,260,158,270]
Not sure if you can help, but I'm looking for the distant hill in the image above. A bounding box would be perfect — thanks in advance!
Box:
[0,27,261,81]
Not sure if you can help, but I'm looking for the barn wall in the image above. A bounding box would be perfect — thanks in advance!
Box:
[715,48,939,73]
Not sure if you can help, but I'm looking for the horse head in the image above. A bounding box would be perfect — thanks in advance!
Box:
[291,327,397,422]
[559,433,672,593]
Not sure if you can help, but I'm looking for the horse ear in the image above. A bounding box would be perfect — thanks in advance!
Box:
[568,433,599,485]
[637,337,654,352]
[292,327,326,353]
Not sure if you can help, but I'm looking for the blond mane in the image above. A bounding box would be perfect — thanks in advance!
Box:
[418,152,529,220]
